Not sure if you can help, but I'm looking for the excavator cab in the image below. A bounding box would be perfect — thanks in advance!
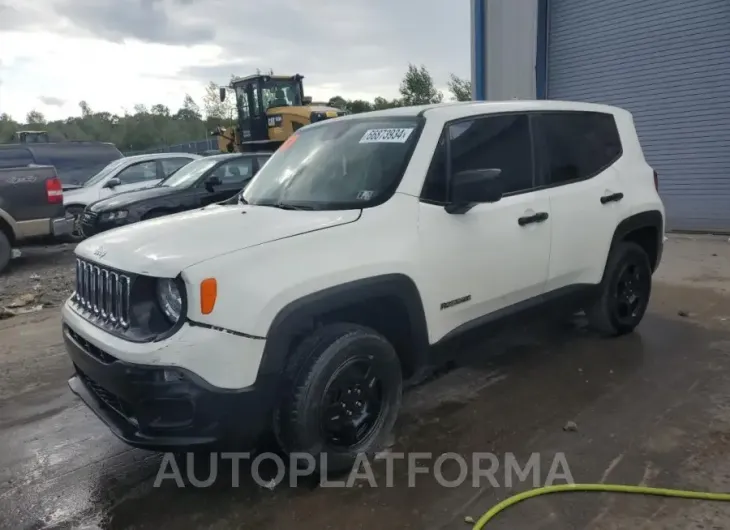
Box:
[214,73,346,153]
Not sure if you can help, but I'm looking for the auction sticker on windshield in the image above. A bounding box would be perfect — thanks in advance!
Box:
[359,128,414,143]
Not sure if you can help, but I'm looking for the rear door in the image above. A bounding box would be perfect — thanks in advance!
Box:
[533,111,626,291]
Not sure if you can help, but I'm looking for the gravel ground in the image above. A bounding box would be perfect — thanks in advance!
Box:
[0,244,76,317]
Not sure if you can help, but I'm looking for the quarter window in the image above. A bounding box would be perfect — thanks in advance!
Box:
[537,112,622,185]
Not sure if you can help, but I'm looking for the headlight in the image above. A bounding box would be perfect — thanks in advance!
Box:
[156,278,183,323]
[100,210,128,221]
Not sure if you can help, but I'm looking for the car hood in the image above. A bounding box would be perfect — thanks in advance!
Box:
[75,203,360,277]
[88,185,175,212]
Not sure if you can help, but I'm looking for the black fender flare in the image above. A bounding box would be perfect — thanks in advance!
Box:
[608,209,664,272]
[256,273,430,378]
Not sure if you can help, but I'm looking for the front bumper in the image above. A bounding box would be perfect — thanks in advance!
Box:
[79,212,121,238]
[63,320,276,451]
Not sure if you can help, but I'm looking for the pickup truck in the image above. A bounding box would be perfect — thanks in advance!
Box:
[0,166,74,272]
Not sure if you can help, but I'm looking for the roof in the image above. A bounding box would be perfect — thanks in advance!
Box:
[231,74,300,84]
[327,100,627,124]
[204,152,274,161]
[121,152,202,162]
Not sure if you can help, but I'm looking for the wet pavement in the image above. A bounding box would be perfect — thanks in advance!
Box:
[1,234,730,530]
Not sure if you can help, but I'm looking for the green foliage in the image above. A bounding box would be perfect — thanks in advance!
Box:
[447,74,472,102]
[0,65,468,151]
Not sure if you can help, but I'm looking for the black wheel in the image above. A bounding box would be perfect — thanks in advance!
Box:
[274,323,402,473]
[0,229,11,274]
[587,242,652,336]
[65,206,85,242]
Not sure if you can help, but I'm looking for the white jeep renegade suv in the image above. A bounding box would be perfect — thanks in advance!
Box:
[62,100,664,471]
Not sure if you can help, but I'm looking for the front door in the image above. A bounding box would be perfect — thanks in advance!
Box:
[100,160,160,200]
[417,113,552,343]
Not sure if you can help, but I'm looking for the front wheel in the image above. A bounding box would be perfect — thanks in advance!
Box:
[587,241,653,336]
[274,323,403,474]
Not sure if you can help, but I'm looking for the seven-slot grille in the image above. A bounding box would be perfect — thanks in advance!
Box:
[73,259,131,328]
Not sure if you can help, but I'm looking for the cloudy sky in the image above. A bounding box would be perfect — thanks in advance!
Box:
[0,0,471,122]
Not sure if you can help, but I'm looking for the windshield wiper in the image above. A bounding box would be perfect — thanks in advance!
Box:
[256,201,315,210]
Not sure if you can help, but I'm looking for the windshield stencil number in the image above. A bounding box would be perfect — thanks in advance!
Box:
[359,128,414,144]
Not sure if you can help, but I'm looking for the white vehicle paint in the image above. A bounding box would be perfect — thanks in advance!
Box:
[61,100,664,464]
[62,152,201,239]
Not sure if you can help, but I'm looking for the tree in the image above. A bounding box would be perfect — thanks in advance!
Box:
[26,110,46,124]
[79,100,93,118]
[399,64,443,106]
[174,94,202,121]
[347,100,374,114]
[447,74,472,102]
[327,96,347,110]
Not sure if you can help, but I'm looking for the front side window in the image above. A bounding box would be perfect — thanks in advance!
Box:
[235,85,250,121]
[243,117,423,210]
[449,114,534,196]
[537,112,622,186]
[208,158,254,185]
[116,161,158,184]
[84,158,127,187]
[420,113,534,203]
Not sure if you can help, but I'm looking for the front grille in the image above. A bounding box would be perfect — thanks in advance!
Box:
[80,212,98,237]
[72,259,131,328]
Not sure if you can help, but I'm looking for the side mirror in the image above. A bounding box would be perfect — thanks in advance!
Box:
[303,96,313,105]
[205,176,222,191]
[104,177,121,189]
[219,87,227,102]
[445,168,503,214]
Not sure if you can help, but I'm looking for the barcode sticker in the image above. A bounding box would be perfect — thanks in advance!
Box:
[359,128,414,144]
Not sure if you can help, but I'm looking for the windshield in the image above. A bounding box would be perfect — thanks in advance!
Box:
[83,158,127,187]
[242,117,423,210]
[159,157,219,188]
[261,79,301,109]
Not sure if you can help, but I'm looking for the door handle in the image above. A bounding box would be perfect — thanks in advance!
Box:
[600,192,624,204]
[518,212,549,226]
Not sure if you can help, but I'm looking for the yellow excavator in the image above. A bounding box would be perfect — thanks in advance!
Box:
[213,73,347,153]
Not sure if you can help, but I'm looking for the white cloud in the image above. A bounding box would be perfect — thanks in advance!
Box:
[0,0,471,122]
[0,31,223,120]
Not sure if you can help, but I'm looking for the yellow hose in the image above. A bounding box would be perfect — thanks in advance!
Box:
[473,483,730,529]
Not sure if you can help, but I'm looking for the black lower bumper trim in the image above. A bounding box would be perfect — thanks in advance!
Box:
[64,324,278,451]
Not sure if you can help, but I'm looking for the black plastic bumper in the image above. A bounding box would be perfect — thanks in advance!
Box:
[64,324,278,451]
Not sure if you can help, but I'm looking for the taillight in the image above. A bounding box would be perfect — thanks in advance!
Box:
[46,177,63,204]
[653,169,659,191]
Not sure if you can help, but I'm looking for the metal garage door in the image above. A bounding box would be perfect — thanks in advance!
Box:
[547,0,730,231]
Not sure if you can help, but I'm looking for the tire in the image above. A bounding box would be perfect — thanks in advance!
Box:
[274,323,403,474]
[65,206,86,242]
[587,241,652,337]
[0,229,10,274]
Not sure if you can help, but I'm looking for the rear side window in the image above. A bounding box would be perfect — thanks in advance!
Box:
[0,148,34,168]
[537,112,622,186]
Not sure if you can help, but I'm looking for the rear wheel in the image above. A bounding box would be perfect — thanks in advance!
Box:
[274,323,402,474]
[65,206,85,242]
[0,230,11,274]
[587,242,652,336]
